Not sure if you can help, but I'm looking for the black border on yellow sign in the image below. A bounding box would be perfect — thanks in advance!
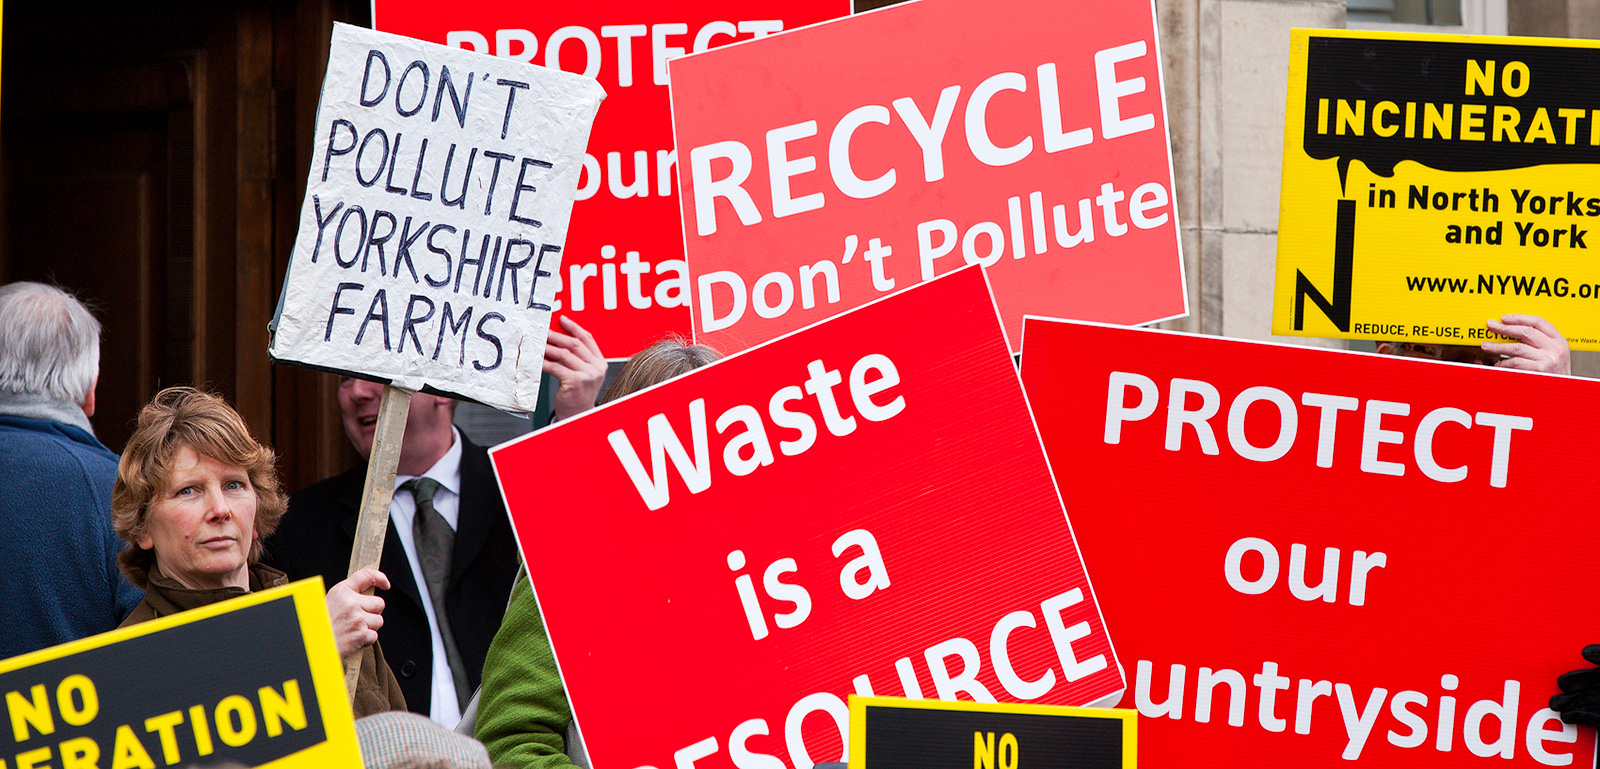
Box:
[847,695,1136,769]
[1274,28,1600,349]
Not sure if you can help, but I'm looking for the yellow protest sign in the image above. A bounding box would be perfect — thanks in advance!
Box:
[0,578,361,769]
[846,695,1136,769]
[1274,29,1600,349]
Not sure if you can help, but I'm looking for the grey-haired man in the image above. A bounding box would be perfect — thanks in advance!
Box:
[0,281,142,658]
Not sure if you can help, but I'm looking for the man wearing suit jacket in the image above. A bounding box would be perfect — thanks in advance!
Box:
[266,317,609,728]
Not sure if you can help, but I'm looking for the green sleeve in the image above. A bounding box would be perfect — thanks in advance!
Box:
[475,572,578,769]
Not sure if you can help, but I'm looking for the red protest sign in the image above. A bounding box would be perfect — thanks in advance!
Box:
[490,267,1123,769]
[669,0,1186,354]
[374,0,847,357]
[1019,317,1600,768]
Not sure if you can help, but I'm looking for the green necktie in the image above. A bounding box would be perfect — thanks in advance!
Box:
[402,477,472,707]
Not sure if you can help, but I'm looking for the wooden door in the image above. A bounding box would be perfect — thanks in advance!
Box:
[1,0,367,489]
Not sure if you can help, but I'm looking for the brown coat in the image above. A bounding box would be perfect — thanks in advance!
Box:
[120,561,407,717]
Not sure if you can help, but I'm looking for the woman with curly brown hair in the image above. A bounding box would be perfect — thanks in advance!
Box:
[112,386,407,717]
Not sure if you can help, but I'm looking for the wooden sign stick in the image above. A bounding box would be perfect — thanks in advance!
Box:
[343,384,413,700]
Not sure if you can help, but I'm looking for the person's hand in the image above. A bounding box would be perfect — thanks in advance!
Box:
[1552,644,1600,725]
[544,315,608,422]
[1483,314,1571,375]
[326,568,389,658]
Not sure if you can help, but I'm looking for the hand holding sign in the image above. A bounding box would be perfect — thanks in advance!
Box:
[1551,646,1600,726]
[543,316,608,422]
[1484,315,1571,374]
[325,568,390,657]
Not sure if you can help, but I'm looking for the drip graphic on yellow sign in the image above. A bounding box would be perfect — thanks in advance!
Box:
[1274,29,1600,349]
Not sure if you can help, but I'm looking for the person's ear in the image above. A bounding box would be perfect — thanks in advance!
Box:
[81,376,98,418]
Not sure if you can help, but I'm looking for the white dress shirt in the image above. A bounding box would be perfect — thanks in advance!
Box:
[391,427,464,728]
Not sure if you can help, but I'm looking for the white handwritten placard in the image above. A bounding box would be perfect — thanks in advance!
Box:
[270,23,605,412]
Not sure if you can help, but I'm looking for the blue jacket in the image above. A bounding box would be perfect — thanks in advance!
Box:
[0,415,143,659]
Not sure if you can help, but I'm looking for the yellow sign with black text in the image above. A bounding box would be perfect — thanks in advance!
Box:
[1274,29,1600,348]
[0,579,361,769]
[846,696,1136,769]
